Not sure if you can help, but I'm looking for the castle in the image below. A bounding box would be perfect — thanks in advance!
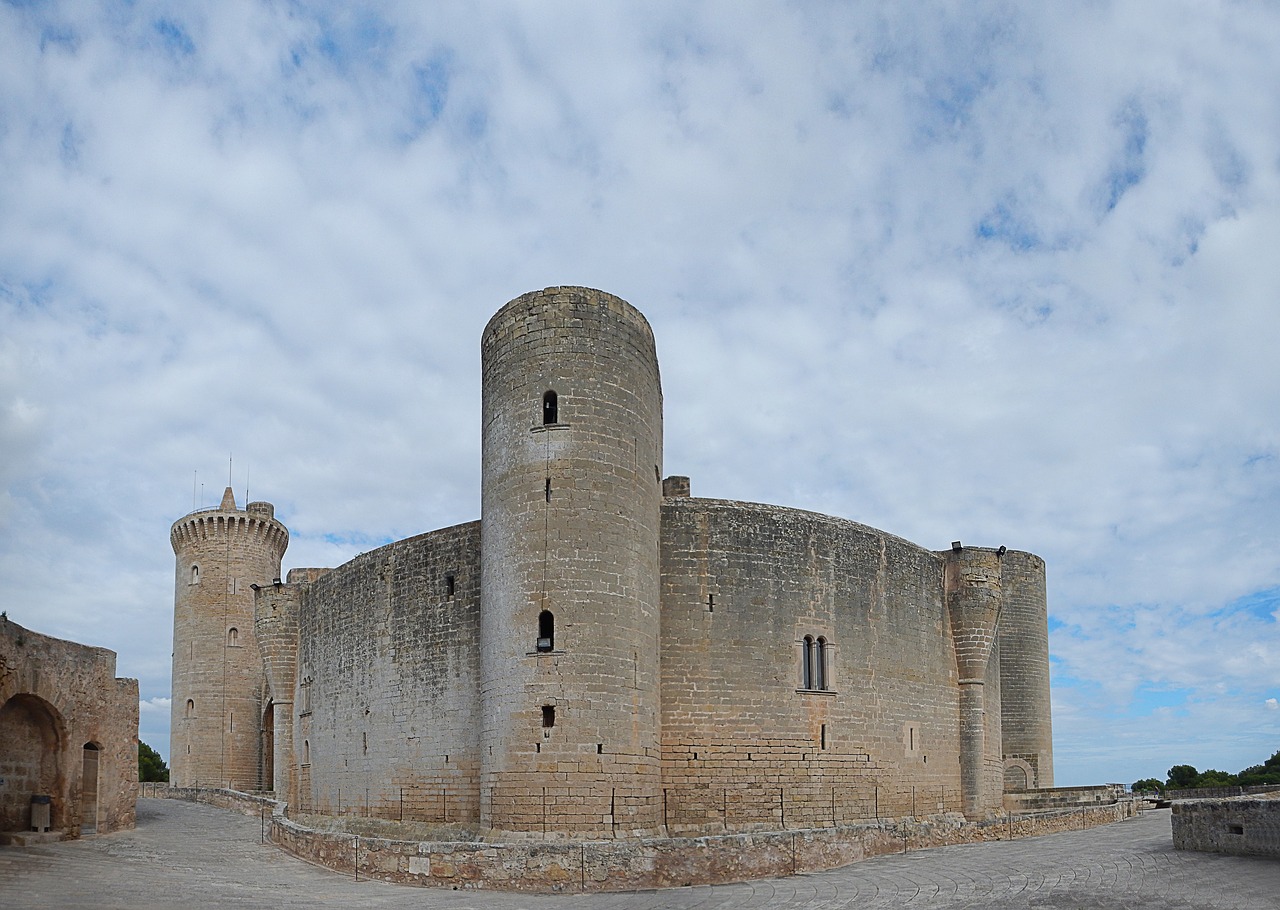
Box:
[170,286,1053,837]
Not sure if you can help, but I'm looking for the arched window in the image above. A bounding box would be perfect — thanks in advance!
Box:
[542,390,558,425]
[537,610,554,652]
[302,739,310,764]
[190,564,200,585]
[801,635,831,691]
[227,627,239,647]
[185,699,195,718]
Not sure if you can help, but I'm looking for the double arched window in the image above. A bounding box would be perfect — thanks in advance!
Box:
[801,635,830,691]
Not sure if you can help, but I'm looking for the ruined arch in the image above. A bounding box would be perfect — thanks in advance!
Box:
[0,694,67,831]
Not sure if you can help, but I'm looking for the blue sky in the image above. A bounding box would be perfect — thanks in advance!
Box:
[1,1,1278,785]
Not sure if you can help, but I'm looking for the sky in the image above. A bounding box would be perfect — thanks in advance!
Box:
[1,1,1277,787]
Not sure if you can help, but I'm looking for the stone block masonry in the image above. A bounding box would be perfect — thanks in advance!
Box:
[1173,793,1280,858]
[0,617,138,838]
[172,286,1065,887]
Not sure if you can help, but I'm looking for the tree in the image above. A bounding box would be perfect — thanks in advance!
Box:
[139,741,169,783]
[1131,778,1163,793]
[1166,764,1199,789]
[1194,768,1234,788]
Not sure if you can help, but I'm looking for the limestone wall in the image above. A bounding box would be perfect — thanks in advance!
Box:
[265,797,1136,892]
[0,617,138,836]
[294,521,482,824]
[1173,795,1280,858]
[658,498,964,832]
[479,287,665,836]
[997,550,1054,788]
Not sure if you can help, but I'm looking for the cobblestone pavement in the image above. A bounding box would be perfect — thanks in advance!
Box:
[2,799,1278,909]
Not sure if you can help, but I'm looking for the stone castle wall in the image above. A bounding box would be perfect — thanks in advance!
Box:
[0,617,138,836]
[177,286,1055,854]
[659,498,964,830]
[293,522,482,824]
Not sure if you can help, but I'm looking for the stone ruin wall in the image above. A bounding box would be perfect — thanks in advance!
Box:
[292,521,482,824]
[659,497,967,831]
[0,617,138,836]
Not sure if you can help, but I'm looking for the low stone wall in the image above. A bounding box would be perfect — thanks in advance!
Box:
[148,784,280,819]
[144,786,1137,890]
[1162,784,1280,801]
[267,801,1137,892]
[1004,784,1126,812]
[1172,793,1280,859]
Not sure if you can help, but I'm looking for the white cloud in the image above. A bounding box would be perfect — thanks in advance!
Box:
[1268,699,1279,711]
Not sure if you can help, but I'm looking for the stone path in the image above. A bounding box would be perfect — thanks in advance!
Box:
[1,799,1278,909]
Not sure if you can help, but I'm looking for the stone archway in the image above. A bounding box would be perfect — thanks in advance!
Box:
[0,694,65,831]
[1003,757,1035,792]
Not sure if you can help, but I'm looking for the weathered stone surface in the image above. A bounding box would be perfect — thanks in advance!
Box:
[168,286,1062,886]
[0,617,137,837]
[1173,793,1280,858]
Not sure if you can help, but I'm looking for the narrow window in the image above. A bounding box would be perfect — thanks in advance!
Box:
[542,705,556,728]
[545,477,552,502]
[227,627,239,647]
[542,390,558,425]
[801,636,814,689]
[185,699,195,718]
[303,739,310,764]
[445,575,456,597]
[816,636,829,690]
[821,724,827,750]
[190,564,200,585]
[537,610,554,652]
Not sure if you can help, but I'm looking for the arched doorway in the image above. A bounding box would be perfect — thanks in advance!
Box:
[0,694,64,832]
[81,743,101,834]
[261,703,274,793]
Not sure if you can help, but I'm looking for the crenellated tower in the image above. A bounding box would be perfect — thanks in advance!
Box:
[479,287,664,836]
[170,488,288,789]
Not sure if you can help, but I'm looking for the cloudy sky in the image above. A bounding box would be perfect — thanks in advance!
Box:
[2,1,1277,786]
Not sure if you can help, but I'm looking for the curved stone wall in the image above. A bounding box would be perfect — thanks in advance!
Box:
[659,497,964,829]
[294,521,481,823]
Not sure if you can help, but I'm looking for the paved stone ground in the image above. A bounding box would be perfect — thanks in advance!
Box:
[1,799,1278,909]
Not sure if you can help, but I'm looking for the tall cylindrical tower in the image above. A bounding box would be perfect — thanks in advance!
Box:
[170,487,288,789]
[997,550,1054,789]
[480,287,664,836]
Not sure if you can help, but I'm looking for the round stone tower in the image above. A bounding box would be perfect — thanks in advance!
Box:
[997,550,1054,789]
[479,287,664,836]
[170,487,288,789]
